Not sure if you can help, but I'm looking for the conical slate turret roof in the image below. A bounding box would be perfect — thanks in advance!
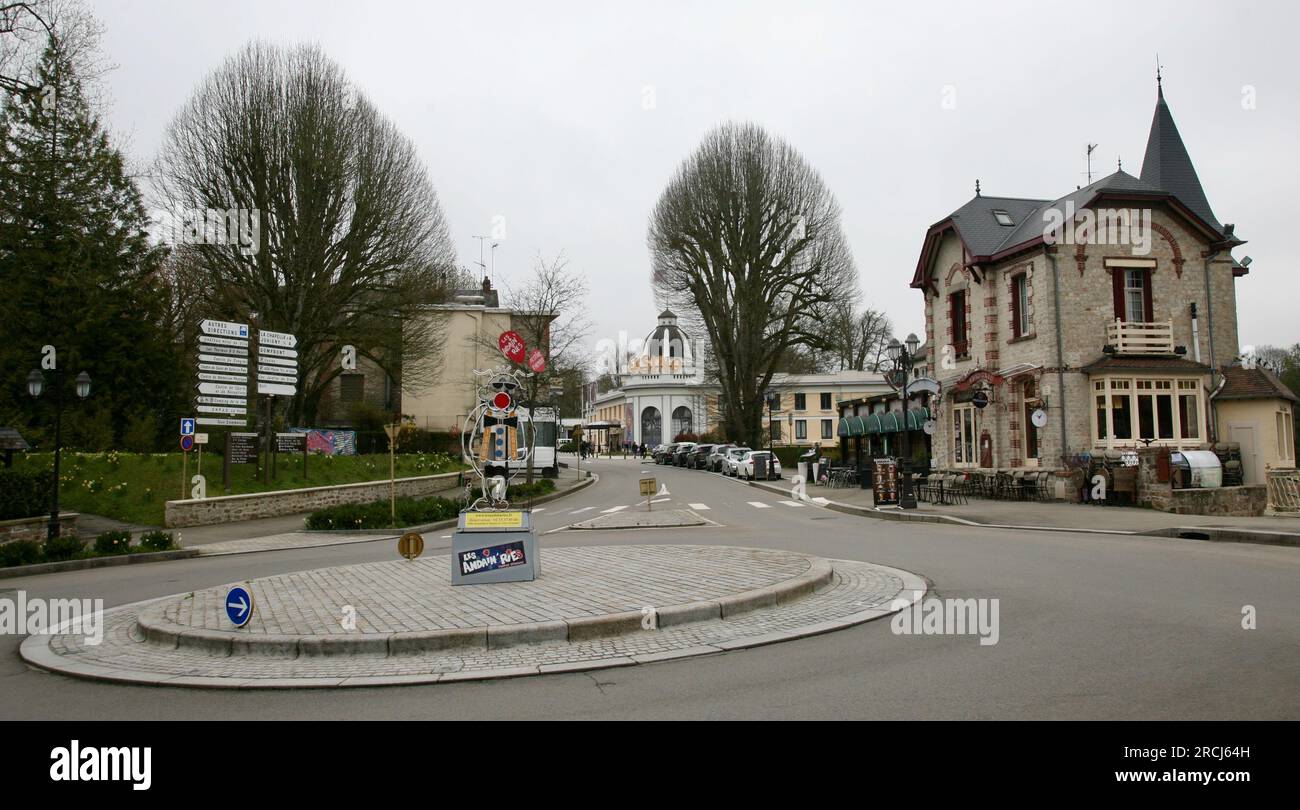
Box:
[1140,84,1223,233]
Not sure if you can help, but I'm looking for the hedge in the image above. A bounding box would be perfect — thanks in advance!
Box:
[0,468,52,521]
[304,479,557,530]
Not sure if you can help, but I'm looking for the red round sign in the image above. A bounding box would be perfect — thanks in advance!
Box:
[498,331,526,363]
[527,348,546,374]
[179,435,195,452]
[491,391,512,411]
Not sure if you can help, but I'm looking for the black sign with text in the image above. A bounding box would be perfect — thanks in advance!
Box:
[274,433,306,454]
[228,432,259,464]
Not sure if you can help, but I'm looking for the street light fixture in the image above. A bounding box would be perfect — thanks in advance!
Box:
[27,365,92,540]
[886,334,920,510]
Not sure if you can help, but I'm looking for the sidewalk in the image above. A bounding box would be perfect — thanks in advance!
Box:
[754,478,1300,541]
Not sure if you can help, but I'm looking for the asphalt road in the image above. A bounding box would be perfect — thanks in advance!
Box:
[2,456,1297,719]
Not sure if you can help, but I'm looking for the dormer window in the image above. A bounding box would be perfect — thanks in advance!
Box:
[992,210,1014,226]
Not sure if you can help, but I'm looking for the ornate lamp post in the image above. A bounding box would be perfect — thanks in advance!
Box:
[27,368,92,540]
[886,333,920,510]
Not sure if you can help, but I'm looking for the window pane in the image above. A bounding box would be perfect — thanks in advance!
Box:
[953,410,963,463]
[1179,395,1199,439]
[1156,394,1173,439]
[1138,394,1154,439]
[794,393,806,410]
[1112,395,1132,439]
[821,419,833,439]
[795,420,807,439]
[1096,395,1108,440]
[820,393,832,410]
[963,410,974,463]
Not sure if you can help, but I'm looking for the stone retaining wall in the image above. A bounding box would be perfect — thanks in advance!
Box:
[164,472,464,528]
[1165,485,1268,517]
[0,512,78,544]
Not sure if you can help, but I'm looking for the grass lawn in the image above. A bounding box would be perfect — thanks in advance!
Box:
[13,450,466,527]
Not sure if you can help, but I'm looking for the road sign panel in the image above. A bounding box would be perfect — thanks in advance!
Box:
[257,346,297,359]
[180,418,196,436]
[256,355,297,367]
[196,382,247,396]
[198,334,248,349]
[201,319,249,339]
[180,435,194,451]
[259,329,297,348]
[195,395,247,406]
[194,433,209,445]
[398,532,424,560]
[225,586,254,627]
[257,382,297,396]
[196,416,247,427]
[197,405,247,416]
[198,353,248,366]
[258,374,296,386]
[198,363,249,375]
[197,372,248,383]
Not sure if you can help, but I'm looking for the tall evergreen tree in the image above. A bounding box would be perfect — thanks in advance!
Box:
[0,36,181,449]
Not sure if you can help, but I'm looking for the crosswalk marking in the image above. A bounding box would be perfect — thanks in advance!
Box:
[688,503,710,510]
[747,501,772,509]
[532,507,546,512]
[570,506,596,514]
[651,497,670,503]
[601,505,629,514]
[778,500,805,508]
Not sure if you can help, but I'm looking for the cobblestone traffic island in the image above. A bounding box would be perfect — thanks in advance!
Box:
[21,545,926,688]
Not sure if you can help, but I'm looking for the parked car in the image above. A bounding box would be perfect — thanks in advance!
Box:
[708,444,735,472]
[722,446,752,476]
[673,442,697,466]
[736,450,782,481]
[655,443,677,464]
[691,444,716,469]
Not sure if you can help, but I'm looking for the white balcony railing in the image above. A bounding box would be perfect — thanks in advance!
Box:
[1106,320,1175,355]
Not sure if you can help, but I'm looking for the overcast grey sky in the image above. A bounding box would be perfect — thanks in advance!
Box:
[94,0,1299,359]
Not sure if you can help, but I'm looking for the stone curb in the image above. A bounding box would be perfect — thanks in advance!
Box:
[18,561,928,689]
[0,548,200,580]
[743,478,1300,545]
[132,550,835,657]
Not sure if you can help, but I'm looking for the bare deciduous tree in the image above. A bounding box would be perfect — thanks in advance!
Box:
[824,300,893,372]
[648,121,858,447]
[154,42,458,424]
[498,253,592,482]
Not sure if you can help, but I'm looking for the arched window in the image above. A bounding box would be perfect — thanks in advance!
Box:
[641,407,662,448]
[672,406,693,438]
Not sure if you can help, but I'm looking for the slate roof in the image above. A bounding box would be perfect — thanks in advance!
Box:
[1216,365,1298,402]
[915,84,1239,288]
[1079,355,1211,375]
[0,427,30,451]
[1141,85,1223,233]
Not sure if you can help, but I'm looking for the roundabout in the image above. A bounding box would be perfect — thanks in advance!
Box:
[20,544,926,689]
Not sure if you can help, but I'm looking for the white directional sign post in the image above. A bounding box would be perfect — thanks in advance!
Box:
[256,329,299,483]
[195,319,252,493]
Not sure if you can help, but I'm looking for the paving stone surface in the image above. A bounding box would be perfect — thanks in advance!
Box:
[151,545,812,636]
[24,546,921,688]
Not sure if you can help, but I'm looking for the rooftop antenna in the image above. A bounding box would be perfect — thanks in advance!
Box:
[490,242,500,281]
[472,235,489,281]
[1084,143,1098,184]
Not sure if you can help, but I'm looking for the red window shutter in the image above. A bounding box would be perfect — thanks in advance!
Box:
[1112,270,1125,321]
[1142,268,1154,322]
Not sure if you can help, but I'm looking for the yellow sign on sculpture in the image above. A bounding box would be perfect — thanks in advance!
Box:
[462,511,525,529]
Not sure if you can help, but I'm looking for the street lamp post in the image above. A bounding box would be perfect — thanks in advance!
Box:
[27,368,92,540]
[886,334,920,510]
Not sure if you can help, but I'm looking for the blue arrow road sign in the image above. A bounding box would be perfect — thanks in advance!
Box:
[180,417,196,436]
[225,586,254,627]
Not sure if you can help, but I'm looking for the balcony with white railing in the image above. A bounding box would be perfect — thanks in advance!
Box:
[1106,320,1176,355]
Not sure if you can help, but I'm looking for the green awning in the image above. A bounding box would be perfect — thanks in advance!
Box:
[906,406,930,431]
[864,413,883,434]
[880,411,902,433]
[838,415,868,437]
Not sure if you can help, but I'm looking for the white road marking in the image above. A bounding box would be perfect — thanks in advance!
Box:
[778,500,805,507]
[747,501,772,509]
[651,497,670,503]
[811,497,830,505]
[570,507,596,514]
[688,503,710,510]
[532,507,546,512]
[601,505,629,514]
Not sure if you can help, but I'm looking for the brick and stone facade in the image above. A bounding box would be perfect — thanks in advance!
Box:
[909,84,1254,507]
